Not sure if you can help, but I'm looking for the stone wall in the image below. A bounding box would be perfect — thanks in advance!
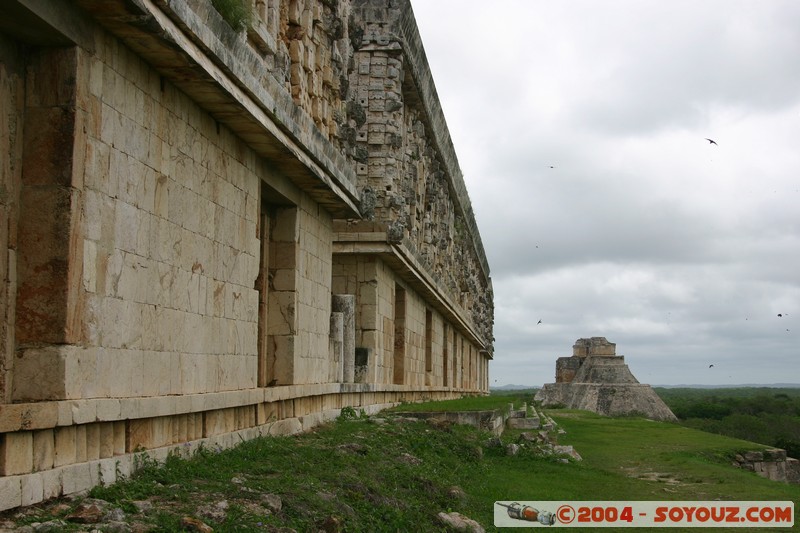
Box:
[555,356,582,383]
[732,449,800,485]
[0,0,493,511]
[331,255,478,388]
[12,37,267,400]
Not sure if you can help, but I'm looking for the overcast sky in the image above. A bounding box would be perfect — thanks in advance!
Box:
[410,0,800,387]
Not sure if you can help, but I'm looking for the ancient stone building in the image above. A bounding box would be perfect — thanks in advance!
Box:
[536,338,676,422]
[0,0,494,510]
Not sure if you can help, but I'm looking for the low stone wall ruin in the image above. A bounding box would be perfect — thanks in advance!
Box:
[732,449,800,485]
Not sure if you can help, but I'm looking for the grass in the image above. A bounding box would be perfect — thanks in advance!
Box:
[6,406,799,532]
[516,410,791,497]
[210,0,252,32]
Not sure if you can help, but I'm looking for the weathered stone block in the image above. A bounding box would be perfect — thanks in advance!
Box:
[507,417,540,430]
[41,468,63,500]
[744,451,764,462]
[204,408,235,438]
[73,424,87,463]
[786,457,800,484]
[61,462,92,496]
[0,476,22,512]
[20,473,44,507]
[333,294,355,382]
[99,423,114,458]
[32,430,54,472]
[95,399,122,422]
[96,457,118,486]
[555,356,582,383]
[85,423,99,461]
[21,106,76,188]
[0,403,59,433]
[127,419,151,451]
[0,432,33,475]
[764,448,787,461]
[149,416,173,448]
[265,417,302,436]
[11,347,68,401]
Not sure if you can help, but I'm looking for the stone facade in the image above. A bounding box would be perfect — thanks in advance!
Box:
[536,338,676,422]
[0,0,493,510]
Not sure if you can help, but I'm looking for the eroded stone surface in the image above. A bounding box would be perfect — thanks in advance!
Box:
[537,338,677,421]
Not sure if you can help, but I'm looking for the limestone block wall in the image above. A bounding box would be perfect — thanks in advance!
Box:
[332,254,480,389]
[555,356,583,383]
[291,195,334,384]
[12,37,264,400]
[0,0,493,512]
[7,29,343,397]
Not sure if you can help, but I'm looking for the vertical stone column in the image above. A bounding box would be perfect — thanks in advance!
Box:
[332,294,355,382]
[12,46,87,401]
[16,47,84,346]
[329,312,344,383]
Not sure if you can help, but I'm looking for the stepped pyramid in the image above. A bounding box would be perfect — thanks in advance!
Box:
[535,337,677,421]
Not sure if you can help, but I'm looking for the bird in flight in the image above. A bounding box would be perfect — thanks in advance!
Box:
[705,138,717,145]
[709,364,714,368]
[537,319,542,324]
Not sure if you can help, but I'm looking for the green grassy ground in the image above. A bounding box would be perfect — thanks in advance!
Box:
[8,407,798,532]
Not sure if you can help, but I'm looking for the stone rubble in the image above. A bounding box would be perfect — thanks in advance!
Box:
[436,511,485,533]
[506,405,583,462]
[180,516,213,532]
[198,500,229,522]
[64,499,110,524]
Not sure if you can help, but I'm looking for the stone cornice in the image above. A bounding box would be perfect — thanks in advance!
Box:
[74,0,361,218]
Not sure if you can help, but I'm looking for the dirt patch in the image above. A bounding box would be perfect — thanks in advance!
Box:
[620,466,681,485]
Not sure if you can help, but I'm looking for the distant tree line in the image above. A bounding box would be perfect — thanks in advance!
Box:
[655,388,800,458]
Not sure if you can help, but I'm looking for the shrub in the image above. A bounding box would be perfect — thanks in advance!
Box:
[211,0,252,32]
